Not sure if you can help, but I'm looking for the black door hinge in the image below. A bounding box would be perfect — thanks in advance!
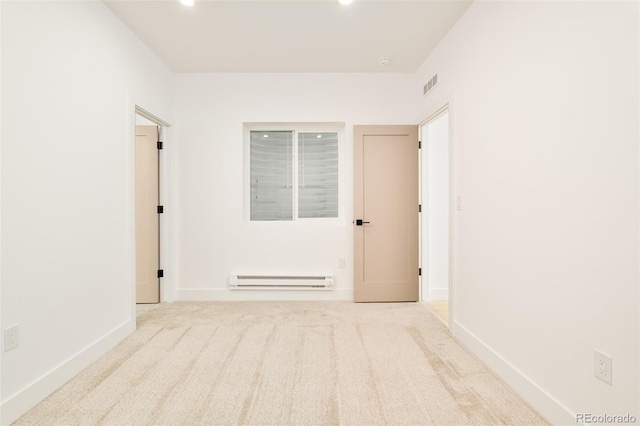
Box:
[419,268,422,276]
[419,204,422,213]
[157,269,164,278]
[157,205,164,214]
[418,141,422,149]
[157,141,163,150]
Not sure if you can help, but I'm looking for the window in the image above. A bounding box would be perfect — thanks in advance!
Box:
[249,128,339,221]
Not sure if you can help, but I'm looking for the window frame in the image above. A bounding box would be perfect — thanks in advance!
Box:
[244,122,345,225]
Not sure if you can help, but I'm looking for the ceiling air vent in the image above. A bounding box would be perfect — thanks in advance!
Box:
[423,73,439,96]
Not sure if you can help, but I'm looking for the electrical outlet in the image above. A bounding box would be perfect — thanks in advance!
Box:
[338,258,346,269]
[594,350,612,384]
[4,324,20,352]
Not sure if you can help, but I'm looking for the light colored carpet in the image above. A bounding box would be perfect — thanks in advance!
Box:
[16,302,548,426]
[136,303,161,318]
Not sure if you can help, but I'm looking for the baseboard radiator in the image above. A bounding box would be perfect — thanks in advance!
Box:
[228,275,333,290]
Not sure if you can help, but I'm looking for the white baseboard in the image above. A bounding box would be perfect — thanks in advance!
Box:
[452,321,575,425]
[1,320,132,425]
[175,287,354,301]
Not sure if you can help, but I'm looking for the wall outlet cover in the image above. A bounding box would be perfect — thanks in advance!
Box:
[594,350,612,385]
[4,324,20,352]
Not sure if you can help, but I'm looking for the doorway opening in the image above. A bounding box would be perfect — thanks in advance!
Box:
[420,108,450,326]
[134,107,169,312]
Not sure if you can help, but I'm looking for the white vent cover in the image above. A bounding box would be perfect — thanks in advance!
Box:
[423,73,439,96]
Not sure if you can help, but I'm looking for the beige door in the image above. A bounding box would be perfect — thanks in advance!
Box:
[135,125,160,303]
[354,125,419,302]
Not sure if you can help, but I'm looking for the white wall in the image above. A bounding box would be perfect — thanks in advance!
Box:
[1,1,173,423]
[0,3,3,419]
[421,111,449,301]
[413,1,639,423]
[174,73,416,300]
[136,114,158,126]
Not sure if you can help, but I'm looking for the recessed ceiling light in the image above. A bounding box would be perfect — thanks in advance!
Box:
[338,0,353,5]
[378,57,391,67]
[180,0,195,6]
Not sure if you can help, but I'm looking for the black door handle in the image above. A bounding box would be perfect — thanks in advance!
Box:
[355,219,370,226]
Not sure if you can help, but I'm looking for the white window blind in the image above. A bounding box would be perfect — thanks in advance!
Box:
[298,132,339,218]
[249,129,339,221]
[250,131,293,221]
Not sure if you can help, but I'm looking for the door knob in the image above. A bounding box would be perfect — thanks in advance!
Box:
[355,219,370,226]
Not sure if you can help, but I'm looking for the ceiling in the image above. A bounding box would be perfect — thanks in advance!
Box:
[104,0,473,73]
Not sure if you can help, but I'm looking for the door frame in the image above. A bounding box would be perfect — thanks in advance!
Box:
[127,99,174,331]
[418,98,456,330]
